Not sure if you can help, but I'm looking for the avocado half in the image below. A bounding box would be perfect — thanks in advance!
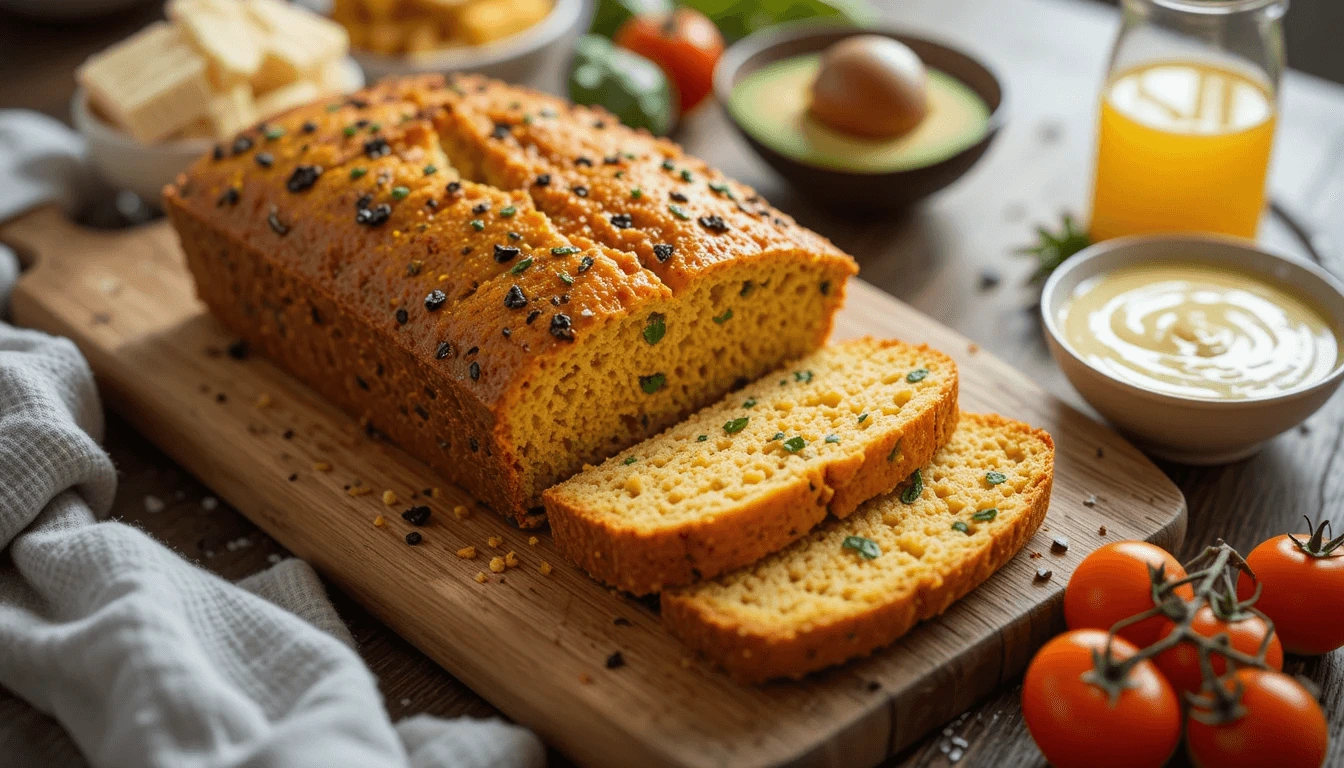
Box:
[728,53,991,174]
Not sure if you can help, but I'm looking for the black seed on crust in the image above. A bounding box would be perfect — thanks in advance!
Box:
[698,215,728,232]
[364,137,391,159]
[610,213,633,229]
[424,289,447,311]
[469,361,481,380]
[435,341,453,359]
[652,243,674,262]
[549,313,574,341]
[286,164,323,192]
[493,244,520,263]
[356,203,392,226]
[504,284,527,309]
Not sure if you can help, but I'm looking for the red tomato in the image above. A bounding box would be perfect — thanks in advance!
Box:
[1186,668,1328,768]
[615,8,724,114]
[1064,541,1194,648]
[1022,629,1182,768]
[1153,604,1283,696]
[1237,531,1344,655]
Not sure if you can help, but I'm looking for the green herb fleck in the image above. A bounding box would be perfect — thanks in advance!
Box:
[708,180,733,199]
[470,219,485,231]
[952,521,970,534]
[350,167,367,180]
[558,271,574,286]
[661,159,675,171]
[500,205,517,218]
[901,469,923,504]
[615,170,625,178]
[510,257,534,275]
[887,439,902,462]
[630,187,643,199]
[424,164,437,175]
[639,373,666,394]
[696,434,708,442]
[742,398,756,408]
[623,456,638,465]
[842,536,881,559]
[906,368,930,383]
[326,103,341,113]
[343,125,356,137]
[723,417,748,435]
[643,313,666,345]
[680,169,693,182]
[972,508,999,522]
[986,471,1007,486]
[264,126,285,140]
[825,434,840,444]
[858,413,868,423]
[368,122,381,133]
[713,309,733,324]
[1017,213,1091,284]
[794,370,813,383]
[668,204,690,220]
[522,114,534,125]
[771,432,785,441]
[391,186,410,200]
[783,436,805,452]
[551,246,580,256]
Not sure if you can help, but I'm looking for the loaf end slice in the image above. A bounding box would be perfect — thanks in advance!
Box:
[661,413,1054,683]
[544,338,959,594]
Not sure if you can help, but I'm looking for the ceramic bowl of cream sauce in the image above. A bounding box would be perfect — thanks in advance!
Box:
[1042,235,1344,464]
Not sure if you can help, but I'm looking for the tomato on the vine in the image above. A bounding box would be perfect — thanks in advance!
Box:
[1022,629,1181,768]
[1153,604,1283,696]
[1236,528,1344,655]
[615,8,724,114]
[1064,541,1193,648]
[1186,668,1328,768]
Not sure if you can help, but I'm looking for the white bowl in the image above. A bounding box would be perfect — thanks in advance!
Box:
[348,0,586,83]
[72,58,365,205]
[1040,235,1344,465]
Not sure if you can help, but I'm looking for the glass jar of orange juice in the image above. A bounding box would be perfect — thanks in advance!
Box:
[1089,0,1286,241]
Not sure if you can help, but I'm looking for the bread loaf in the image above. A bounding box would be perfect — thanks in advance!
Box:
[164,75,856,525]
[662,413,1054,682]
[544,339,959,594]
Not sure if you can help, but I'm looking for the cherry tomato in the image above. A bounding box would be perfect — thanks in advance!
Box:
[1153,604,1283,696]
[1022,629,1182,768]
[615,8,724,114]
[1237,531,1344,655]
[1064,541,1194,648]
[1186,668,1328,768]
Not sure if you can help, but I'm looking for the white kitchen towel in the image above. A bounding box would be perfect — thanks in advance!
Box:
[0,109,544,768]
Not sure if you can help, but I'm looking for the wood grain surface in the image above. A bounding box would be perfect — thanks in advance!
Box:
[3,205,1183,768]
[2,0,1342,765]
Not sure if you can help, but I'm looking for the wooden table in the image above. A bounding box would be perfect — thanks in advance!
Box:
[3,0,1342,765]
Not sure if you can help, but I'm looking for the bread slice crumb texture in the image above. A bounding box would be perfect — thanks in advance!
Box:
[543,338,959,594]
[661,413,1055,683]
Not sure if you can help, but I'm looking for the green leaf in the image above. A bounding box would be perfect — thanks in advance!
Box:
[771,432,785,441]
[643,313,666,345]
[668,204,690,220]
[887,438,902,462]
[1016,213,1092,284]
[842,536,881,559]
[391,186,410,200]
[713,309,733,324]
[742,398,756,408]
[900,469,923,504]
[794,370,813,383]
[499,205,517,218]
[557,271,574,285]
[470,219,485,231]
[623,455,638,465]
[551,246,580,255]
[639,373,666,394]
[906,368,929,383]
[510,257,533,274]
[783,436,806,452]
[972,508,999,522]
[696,434,708,442]
[952,521,970,534]
[858,413,868,423]
[349,167,367,180]
[986,471,1007,486]
[723,417,748,434]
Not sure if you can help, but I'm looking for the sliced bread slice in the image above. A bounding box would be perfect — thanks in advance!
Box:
[661,413,1054,683]
[543,338,959,595]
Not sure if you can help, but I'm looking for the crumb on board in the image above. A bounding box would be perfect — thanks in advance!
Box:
[313,461,332,472]
[967,343,979,354]
[348,485,372,497]
[457,546,477,559]
[373,515,386,528]
[382,490,398,506]
[1098,525,1107,536]
[429,487,442,499]
[453,505,469,520]
[504,551,520,568]
[679,657,692,669]
[489,556,506,573]
[255,393,272,408]
[528,536,539,547]
[474,572,488,584]
[287,473,298,482]
[539,561,553,576]
[578,673,593,684]
[487,535,502,548]
[405,531,422,546]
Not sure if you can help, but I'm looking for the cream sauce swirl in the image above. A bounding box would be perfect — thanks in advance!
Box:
[1059,263,1339,400]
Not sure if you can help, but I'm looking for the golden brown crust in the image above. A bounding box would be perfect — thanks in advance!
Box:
[165,74,856,524]
[661,414,1055,683]
[543,339,960,594]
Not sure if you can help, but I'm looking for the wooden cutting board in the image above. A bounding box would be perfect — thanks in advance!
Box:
[3,206,1185,768]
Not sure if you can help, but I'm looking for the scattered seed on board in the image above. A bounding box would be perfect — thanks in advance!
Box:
[1051,536,1070,553]
[1098,525,1108,536]
[605,652,625,669]
[1035,568,1053,582]
[405,531,423,546]
[1083,494,1098,507]
[313,461,332,472]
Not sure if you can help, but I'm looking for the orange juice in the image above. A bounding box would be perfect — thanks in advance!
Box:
[1089,61,1276,241]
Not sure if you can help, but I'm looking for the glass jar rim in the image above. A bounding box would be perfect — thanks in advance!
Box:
[1145,0,1286,14]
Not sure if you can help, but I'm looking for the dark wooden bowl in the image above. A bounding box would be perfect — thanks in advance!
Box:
[714,22,1006,216]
